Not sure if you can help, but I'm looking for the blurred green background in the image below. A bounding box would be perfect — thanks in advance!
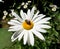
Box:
[0,28,12,49]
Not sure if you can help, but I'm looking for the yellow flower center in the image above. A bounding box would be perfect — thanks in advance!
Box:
[22,20,34,30]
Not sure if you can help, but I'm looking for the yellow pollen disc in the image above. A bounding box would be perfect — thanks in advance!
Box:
[22,20,34,30]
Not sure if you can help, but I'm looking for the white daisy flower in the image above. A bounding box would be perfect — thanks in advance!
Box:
[21,2,25,6]
[28,1,31,3]
[26,2,29,5]
[23,4,28,9]
[49,4,58,11]
[8,6,51,46]
[3,10,8,16]
[2,15,6,20]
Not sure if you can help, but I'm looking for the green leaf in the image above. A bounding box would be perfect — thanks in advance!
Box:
[0,28,12,49]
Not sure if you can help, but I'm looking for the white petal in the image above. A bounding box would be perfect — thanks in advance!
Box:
[35,21,50,25]
[40,17,51,22]
[27,9,31,20]
[36,28,47,33]
[38,14,45,18]
[27,34,30,46]
[12,11,22,22]
[37,25,51,29]
[10,19,21,25]
[8,22,18,25]
[8,28,20,31]
[11,31,21,42]
[23,31,28,45]
[13,18,18,20]
[9,25,22,29]
[32,11,39,21]
[32,30,45,40]
[28,31,34,46]
[33,15,46,23]
[34,25,47,33]
[24,13,29,20]
[31,6,36,19]
[18,30,25,41]
[20,10,26,20]
[8,26,23,31]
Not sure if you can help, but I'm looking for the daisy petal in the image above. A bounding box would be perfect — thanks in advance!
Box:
[34,24,51,32]
[20,10,26,20]
[11,31,21,42]
[36,29,47,33]
[27,9,31,19]
[10,19,21,25]
[8,28,20,31]
[38,14,45,18]
[13,18,18,20]
[34,25,47,33]
[27,34,30,46]
[24,13,30,20]
[29,31,34,46]
[8,22,18,25]
[32,30,45,40]
[8,26,23,31]
[9,25,22,29]
[40,17,51,22]
[23,31,28,45]
[18,30,25,41]
[12,11,22,22]
[31,6,36,19]
[33,15,46,23]
[32,11,39,21]
[37,25,51,29]
[35,21,50,25]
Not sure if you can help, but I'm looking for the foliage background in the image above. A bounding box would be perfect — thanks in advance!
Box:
[0,0,60,49]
